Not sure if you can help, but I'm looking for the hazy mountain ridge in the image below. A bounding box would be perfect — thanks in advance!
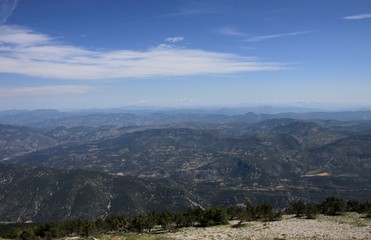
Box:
[2,109,371,128]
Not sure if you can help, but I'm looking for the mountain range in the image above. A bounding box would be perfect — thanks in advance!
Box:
[0,109,370,222]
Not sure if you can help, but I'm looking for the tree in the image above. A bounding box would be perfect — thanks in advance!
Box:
[173,213,187,228]
[60,220,82,237]
[227,206,246,223]
[158,210,173,231]
[184,207,200,227]
[130,215,147,233]
[254,203,272,221]
[144,212,158,233]
[106,215,129,232]
[208,207,228,225]
[8,227,24,239]
[198,210,211,227]
[304,204,318,219]
[95,218,110,233]
[286,200,306,217]
[245,202,255,221]
[346,199,361,212]
[80,220,97,237]
[35,221,62,239]
[198,207,228,227]
[319,197,345,216]
[19,227,35,240]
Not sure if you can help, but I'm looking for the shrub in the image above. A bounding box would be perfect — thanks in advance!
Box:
[286,200,306,217]
[304,204,318,219]
[319,197,345,216]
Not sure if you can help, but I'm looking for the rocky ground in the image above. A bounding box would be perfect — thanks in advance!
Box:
[163,213,371,240]
[61,213,371,240]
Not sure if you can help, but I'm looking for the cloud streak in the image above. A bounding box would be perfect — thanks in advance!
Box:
[159,7,222,18]
[0,25,52,45]
[0,25,285,80]
[245,31,312,42]
[0,85,91,98]
[165,36,184,43]
[219,26,246,37]
[343,13,371,20]
[0,0,18,24]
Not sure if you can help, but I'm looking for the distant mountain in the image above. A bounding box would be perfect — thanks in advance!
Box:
[11,127,297,181]
[266,111,371,121]
[2,109,371,128]
[0,124,57,160]
[47,125,127,143]
[1,113,371,223]
[302,135,371,177]
[0,109,72,126]
[9,123,371,204]
[12,122,371,179]
[241,119,371,147]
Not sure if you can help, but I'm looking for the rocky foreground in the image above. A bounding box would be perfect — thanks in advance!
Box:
[164,213,371,240]
[58,213,371,240]
[86,213,371,240]
[95,213,371,240]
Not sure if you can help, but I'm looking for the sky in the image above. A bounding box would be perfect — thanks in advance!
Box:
[0,0,370,110]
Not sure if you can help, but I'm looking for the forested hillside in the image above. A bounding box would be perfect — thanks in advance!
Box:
[0,111,370,222]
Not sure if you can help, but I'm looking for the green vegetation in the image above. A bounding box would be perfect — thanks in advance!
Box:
[2,197,368,239]
[227,202,282,223]
[285,197,371,219]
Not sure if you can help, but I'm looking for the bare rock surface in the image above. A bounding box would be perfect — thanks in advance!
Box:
[166,213,371,240]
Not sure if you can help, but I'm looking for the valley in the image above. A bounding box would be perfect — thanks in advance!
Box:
[0,109,371,222]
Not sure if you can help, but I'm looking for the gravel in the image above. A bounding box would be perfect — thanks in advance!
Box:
[166,213,371,240]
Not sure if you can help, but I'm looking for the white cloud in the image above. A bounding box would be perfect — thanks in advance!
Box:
[219,26,245,36]
[165,36,184,43]
[245,31,312,42]
[0,25,285,80]
[0,85,91,98]
[0,25,52,46]
[343,13,371,20]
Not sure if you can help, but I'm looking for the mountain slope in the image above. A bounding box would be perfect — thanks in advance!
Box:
[0,124,57,160]
[12,128,302,184]
[301,135,371,177]
[1,118,371,223]
[0,163,197,222]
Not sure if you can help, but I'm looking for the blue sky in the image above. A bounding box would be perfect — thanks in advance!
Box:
[0,0,370,110]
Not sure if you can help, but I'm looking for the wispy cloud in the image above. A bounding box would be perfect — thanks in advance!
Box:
[0,85,91,98]
[0,25,51,45]
[245,31,312,42]
[0,25,285,80]
[343,13,371,20]
[165,36,184,43]
[219,26,246,37]
[159,7,221,18]
[241,47,255,50]
[0,0,18,24]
